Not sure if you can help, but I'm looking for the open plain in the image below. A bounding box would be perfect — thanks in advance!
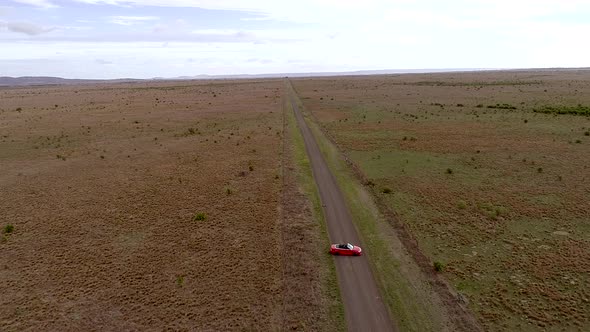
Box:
[1,70,589,331]
[0,80,341,331]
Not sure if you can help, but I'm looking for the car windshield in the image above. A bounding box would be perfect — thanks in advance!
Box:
[346,243,353,250]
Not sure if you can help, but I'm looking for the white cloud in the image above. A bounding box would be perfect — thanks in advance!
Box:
[0,21,55,35]
[95,58,113,64]
[152,18,189,34]
[2,0,590,78]
[10,0,57,8]
[0,6,13,16]
[109,15,159,25]
[65,0,590,26]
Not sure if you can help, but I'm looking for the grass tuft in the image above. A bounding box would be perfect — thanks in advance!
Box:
[3,224,14,234]
[433,261,445,272]
[457,200,467,209]
[192,213,207,221]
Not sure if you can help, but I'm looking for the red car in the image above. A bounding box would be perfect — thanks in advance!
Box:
[330,243,362,256]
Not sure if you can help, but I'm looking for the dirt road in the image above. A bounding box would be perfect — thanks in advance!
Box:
[289,87,396,331]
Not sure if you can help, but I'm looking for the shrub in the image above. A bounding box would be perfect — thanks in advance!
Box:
[575,139,582,144]
[192,213,207,221]
[382,187,392,194]
[457,200,467,209]
[249,165,254,171]
[585,131,590,136]
[487,103,516,110]
[446,168,453,174]
[533,105,590,116]
[3,224,14,234]
[476,104,483,108]
[537,167,543,173]
[434,261,445,272]
[494,206,509,217]
[365,180,375,187]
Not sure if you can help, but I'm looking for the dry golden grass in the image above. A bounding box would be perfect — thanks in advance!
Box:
[0,80,335,330]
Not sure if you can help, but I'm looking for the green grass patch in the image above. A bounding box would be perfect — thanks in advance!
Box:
[505,217,554,239]
[455,278,482,294]
[407,81,540,87]
[348,150,452,179]
[477,202,509,220]
[525,193,563,209]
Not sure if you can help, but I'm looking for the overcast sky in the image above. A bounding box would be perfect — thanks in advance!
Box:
[1,0,589,78]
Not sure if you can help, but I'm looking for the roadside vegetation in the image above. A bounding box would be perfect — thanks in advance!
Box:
[289,83,465,331]
[284,94,345,330]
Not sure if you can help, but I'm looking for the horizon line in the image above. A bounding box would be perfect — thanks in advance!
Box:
[2,67,590,82]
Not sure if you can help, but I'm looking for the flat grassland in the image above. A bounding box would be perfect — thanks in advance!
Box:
[0,80,338,330]
[292,70,590,331]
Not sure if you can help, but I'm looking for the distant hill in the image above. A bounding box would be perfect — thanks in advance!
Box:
[0,70,487,86]
[170,68,493,80]
[0,76,141,87]
[2,68,588,86]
